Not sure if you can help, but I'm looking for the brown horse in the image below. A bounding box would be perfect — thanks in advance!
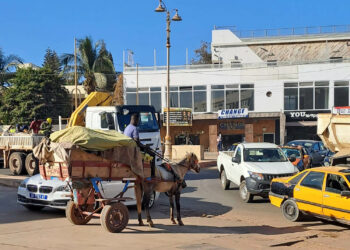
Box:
[135,153,200,227]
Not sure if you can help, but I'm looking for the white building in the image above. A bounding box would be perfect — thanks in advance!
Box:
[123,25,350,151]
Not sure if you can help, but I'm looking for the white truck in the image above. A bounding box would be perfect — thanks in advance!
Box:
[217,143,298,202]
[1,105,162,176]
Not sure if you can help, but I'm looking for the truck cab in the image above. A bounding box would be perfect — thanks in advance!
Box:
[85,105,162,164]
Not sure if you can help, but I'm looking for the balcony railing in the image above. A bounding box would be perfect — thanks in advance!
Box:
[214,25,350,39]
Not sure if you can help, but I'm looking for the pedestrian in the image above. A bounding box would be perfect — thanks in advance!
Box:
[217,132,222,151]
[40,118,53,137]
[123,113,140,142]
[29,117,42,134]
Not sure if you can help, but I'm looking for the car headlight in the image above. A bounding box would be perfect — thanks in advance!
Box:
[55,185,70,192]
[19,178,29,188]
[248,171,264,181]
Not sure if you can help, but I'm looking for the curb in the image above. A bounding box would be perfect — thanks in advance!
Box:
[199,161,217,168]
[0,178,22,188]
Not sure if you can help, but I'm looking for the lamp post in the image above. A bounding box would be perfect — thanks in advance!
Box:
[155,0,182,160]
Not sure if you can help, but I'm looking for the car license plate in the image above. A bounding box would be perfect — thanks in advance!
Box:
[29,193,48,200]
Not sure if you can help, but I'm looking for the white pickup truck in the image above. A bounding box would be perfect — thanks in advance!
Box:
[217,143,298,202]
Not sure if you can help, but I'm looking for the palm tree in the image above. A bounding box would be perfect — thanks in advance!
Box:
[61,37,116,94]
[0,48,23,87]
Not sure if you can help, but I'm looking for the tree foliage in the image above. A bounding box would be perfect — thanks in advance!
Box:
[0,48,23,87]
[61,37,116,93]
[112,73,124,105]
[191,41,212,65]
[0,67,71,125]
[43,48,61,73]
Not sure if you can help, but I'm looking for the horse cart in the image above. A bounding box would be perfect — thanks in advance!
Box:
[34,127,151,233]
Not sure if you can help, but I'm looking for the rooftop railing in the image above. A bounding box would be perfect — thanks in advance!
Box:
[214,25,350,39]
[124,57,350,72]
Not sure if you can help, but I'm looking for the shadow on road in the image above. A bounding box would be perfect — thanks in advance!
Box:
[121,223,309,235]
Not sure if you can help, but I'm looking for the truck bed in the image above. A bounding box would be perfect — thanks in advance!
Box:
[0,135,44,150]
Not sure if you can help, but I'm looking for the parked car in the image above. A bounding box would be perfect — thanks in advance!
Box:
[269,167,350,223]
[323,150,335,166]
[280,146,310,171]
[17,174,159,211]
[217,143,298,203]
[286,140,328,167]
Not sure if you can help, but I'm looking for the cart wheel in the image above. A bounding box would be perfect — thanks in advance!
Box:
[66,201,92,225]
[101,203,129,233]
[25,153,39,176]
[9,152,26,175]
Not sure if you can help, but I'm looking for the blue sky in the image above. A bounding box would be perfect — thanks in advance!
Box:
[1,0,349,71]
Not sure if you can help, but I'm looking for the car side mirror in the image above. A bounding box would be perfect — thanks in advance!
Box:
[232,157,240,164]
[341,191,350,197]
[289,156,296,162]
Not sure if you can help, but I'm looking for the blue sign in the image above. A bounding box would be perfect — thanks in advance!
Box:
[218,108,248,119]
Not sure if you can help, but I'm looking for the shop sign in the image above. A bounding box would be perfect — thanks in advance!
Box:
[333,106,350,115]
[218,108,248,119]
[219,121,245,130]
[285,110,330,121]
[163,107,192,126]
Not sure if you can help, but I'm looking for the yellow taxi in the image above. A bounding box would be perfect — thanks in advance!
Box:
[269,167,350,223]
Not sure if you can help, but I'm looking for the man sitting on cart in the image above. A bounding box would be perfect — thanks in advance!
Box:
[123,113,140,142]
[124,113,156,178]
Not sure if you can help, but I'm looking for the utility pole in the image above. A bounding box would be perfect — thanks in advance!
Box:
[74,38,78,110]
[136,63,139,105]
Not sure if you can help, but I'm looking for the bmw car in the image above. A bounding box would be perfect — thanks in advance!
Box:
[17,174,159,210]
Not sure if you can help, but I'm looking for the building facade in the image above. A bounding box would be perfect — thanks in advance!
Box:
[123,25,350,151]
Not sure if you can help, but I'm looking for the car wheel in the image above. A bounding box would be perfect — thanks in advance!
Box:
[24,205,44,211]
[9,152,26,175]
[220,169,230,190]
[282,199,303,222]
[239,180,253,203]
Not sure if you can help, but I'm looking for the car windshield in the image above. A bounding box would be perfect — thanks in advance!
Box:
[281,148,301,158]
[243,148,288,162]
[117,112,159,132]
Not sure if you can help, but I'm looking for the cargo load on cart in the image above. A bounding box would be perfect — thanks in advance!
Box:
[33,126,151,181]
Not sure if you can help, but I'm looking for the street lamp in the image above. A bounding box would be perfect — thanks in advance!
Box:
[155,0,182,160]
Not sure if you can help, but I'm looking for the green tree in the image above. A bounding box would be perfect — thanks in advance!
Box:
[61,37,116,93]
[43,48,61,73]
[0,48,23,87]
[191,41,212,64]
[0,67,71,125]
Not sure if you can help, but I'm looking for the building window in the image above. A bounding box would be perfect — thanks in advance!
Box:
[334,81,349,107]
[125,87,162,112]
[284,81,329,110]
[241,84,254,111]
[194,85,207,112]
[299,82,313,110]
[179,86,192,109]
[211,88,225,111]
[211,84,254,112]
[315,82,329,109]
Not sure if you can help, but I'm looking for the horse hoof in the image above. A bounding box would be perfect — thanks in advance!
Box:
[148,222,154,228]
[139,221,145,226]
[178,221,184,226]
[171,219,177,224]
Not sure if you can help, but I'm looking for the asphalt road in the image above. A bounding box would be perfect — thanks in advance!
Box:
[0,167,349,249]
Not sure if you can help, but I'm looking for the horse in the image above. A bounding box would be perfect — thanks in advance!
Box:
[134,152,200,227]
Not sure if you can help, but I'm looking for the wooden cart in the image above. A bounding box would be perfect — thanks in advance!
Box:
[39,147,151,233]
